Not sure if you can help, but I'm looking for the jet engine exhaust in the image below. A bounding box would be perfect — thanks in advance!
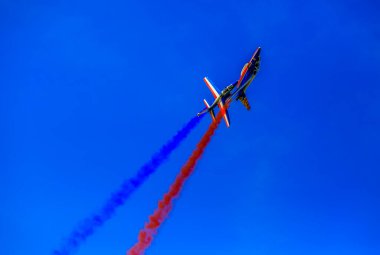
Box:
[127,105,228,255]
[52,115,203,255]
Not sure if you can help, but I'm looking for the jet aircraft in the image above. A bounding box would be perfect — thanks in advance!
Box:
[197,47,261,127]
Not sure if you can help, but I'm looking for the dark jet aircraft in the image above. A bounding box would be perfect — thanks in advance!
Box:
[197,47,261,127]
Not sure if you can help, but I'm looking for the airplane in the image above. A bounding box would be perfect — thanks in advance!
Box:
[197,47,261,127]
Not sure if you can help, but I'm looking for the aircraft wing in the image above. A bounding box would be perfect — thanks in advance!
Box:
[203,77,220,99]
[218,98,230,127]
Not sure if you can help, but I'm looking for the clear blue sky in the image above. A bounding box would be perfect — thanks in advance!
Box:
[1,0,379,254]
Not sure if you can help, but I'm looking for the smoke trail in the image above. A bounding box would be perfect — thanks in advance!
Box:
[127,105,228,255]
[53,115,203,255]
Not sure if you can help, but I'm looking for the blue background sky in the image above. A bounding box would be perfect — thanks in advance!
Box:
[1,0,379,254]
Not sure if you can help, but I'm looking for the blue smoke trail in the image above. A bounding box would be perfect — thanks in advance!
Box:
[53,115,203,255]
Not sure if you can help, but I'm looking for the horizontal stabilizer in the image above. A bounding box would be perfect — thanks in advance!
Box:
[203,99,216,122]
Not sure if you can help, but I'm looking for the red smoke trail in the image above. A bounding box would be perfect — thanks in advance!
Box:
[127,105,228,255]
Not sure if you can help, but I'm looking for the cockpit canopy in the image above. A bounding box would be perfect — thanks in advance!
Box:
[222,84,234,94]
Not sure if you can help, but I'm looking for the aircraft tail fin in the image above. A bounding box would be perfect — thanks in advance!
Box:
[203,99,216,122]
